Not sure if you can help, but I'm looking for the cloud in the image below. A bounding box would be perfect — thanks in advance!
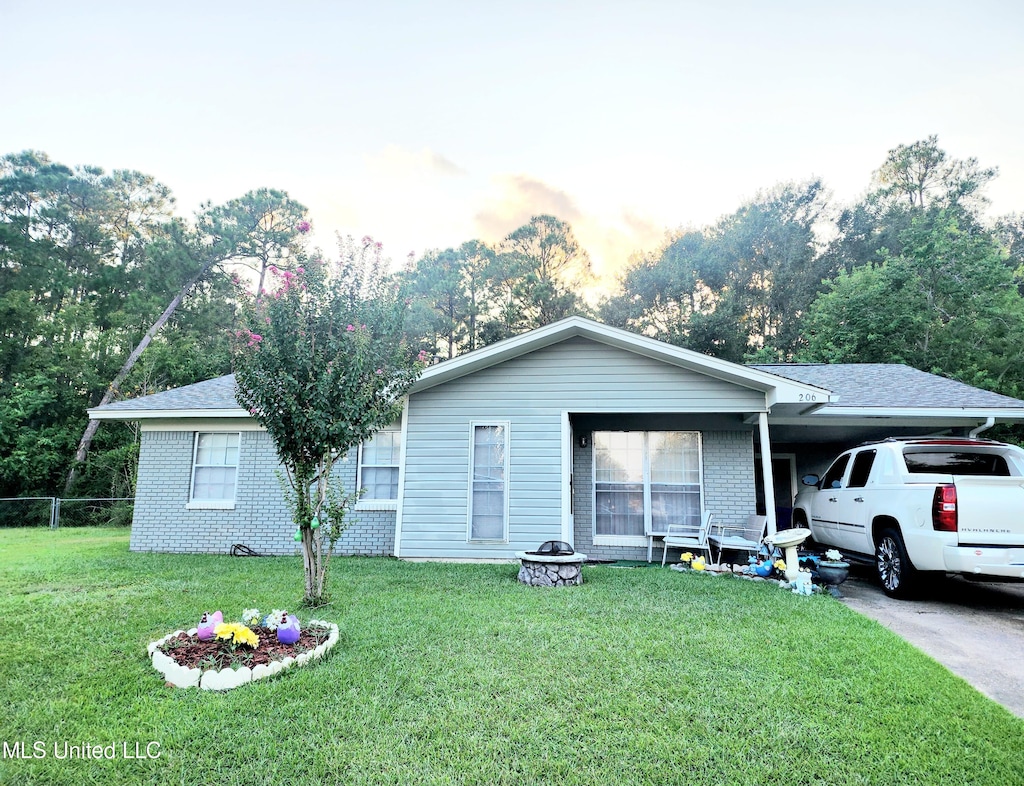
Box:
[474,175,583,241]
[368,145,467,178]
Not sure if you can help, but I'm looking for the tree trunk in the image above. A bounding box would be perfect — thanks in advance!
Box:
[63,256,220,495]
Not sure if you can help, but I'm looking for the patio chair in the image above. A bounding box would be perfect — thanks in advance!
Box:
[708,514,768,565]
[660,510,714,567]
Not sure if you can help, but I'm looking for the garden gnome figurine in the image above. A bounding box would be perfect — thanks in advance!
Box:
[276,613,301,644]
[197,610,223,641]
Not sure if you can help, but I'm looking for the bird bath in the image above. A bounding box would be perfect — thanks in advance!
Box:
[764,527,812,582]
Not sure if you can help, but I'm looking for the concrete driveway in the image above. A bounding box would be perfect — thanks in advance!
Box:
[838,565,1024,718]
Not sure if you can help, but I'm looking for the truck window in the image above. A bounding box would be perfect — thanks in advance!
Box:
[848,450,876,488]
[902,449,1010,476]
[821,454,851,489]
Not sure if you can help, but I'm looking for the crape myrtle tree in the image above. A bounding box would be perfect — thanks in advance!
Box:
[233,236,425,605]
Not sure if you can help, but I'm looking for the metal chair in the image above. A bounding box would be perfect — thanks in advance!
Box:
[708,514,767,565]
[660,510,714,567]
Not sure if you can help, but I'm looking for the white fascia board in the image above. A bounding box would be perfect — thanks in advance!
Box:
[140,418,265,432]
[808,406,1024,420]
[768,408,1024,428]
[412,316,837,405]
[88,407,251,421]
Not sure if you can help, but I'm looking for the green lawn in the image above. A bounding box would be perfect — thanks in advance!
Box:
[1,529,1021,786]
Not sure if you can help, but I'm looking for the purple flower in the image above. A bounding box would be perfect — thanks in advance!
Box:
[297,220,311,234]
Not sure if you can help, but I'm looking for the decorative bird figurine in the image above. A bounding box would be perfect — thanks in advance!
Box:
[197,610,223,640]
[276,612,301,645]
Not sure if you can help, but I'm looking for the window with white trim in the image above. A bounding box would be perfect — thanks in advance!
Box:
[358,427,401,503]
[469,423,508,542]
[190,432,240,507]
[594,431,702,542]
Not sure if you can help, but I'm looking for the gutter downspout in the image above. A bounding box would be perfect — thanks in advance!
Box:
[758,412,778,538]
[969,417,996,438]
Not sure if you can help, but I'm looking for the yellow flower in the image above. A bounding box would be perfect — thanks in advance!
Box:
[680,552,693,563]
[213,622,259,648]
[214,622,235,641]
[774,559,787,571]
[691,556,706,571]
[235,626,259,648]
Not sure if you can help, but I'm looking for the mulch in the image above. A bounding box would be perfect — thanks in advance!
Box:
[160,627,330,670]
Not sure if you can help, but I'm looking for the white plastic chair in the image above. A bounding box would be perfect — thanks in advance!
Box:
[660,511,714,567]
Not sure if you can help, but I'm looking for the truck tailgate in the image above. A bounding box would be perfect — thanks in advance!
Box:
[953,476,1024,546]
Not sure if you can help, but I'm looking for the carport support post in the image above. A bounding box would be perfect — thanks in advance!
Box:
[758,412,778,538]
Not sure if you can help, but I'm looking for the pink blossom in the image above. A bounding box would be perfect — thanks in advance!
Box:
[346,324,355,332]
[417,350,429,362]
[247,333,263,347]
[297,220,311,234]
[264,317,271,325]
[374,241,383,250]
[296,267,305,274]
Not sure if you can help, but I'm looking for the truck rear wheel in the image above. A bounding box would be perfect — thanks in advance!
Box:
[875,528,918,599]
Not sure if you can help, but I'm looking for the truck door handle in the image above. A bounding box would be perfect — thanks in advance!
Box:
[828,497,838,503]
[854,497,864,502]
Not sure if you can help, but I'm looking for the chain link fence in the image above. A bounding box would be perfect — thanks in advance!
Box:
[0,497,133,528]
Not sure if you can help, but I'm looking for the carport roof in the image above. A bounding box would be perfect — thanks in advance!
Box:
[750,363,1024,410]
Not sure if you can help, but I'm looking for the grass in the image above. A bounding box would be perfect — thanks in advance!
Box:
[1,529,1022,786]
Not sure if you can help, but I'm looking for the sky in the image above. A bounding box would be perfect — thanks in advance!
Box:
[2,1,1023,285]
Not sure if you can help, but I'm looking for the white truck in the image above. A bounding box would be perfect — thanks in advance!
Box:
[793,437,1024,598]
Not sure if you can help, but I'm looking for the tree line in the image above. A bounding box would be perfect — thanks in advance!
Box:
[2,137,1022,501]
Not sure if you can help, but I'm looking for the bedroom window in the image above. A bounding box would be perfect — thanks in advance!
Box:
[358,427,401,506]
[189,432,240,508]
[593,431,702,544]
[469,423,508,542]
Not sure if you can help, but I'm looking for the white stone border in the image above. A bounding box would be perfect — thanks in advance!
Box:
[147,620,339,691]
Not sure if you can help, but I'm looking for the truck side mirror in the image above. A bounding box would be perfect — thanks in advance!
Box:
[800,474,820,487]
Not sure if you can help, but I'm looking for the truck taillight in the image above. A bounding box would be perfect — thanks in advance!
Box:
[932,484,958,532]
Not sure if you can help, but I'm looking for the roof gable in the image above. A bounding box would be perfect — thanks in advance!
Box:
[412,317,833,408]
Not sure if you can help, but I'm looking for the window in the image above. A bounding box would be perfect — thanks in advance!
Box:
[821,454,850,490]
[359,428,401,504]
[903,449,1011,476]
[848,450,876,488]
[469,424,508,541]
[594,431,702,542]
[189,432,239,508]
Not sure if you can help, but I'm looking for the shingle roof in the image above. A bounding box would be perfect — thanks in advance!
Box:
[96,374,241,412]
[90,360,1024,417]
[750,363,1024,409]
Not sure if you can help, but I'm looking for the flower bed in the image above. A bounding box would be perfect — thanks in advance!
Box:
[148,610,339,691]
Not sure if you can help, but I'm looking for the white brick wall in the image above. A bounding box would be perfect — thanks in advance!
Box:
[130,430,394,556]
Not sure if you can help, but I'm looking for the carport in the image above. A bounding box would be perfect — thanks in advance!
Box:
[753,362,1024,520]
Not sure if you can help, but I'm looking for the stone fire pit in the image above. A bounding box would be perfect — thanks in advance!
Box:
[515,550,588,587]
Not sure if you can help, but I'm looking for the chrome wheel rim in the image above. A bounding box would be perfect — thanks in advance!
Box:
[877,537,901,591]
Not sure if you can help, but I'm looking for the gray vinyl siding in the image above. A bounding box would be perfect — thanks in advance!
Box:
[130,429,394,556]
[399,337,766,559]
